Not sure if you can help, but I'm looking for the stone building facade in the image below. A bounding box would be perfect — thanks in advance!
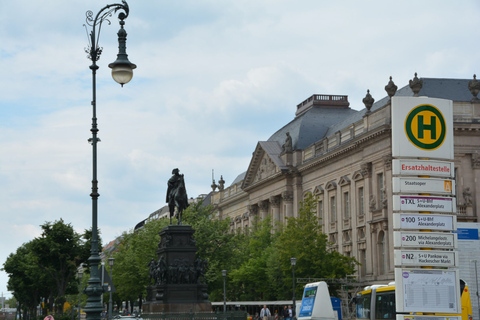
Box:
[210,75,480,284]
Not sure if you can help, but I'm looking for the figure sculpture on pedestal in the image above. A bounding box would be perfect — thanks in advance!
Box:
[166,168,189,225]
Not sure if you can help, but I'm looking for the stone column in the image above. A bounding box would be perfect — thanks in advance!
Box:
[270,196,281,229]
[258,200,269,220]
[282,191,294,220]
[368,224,377,276]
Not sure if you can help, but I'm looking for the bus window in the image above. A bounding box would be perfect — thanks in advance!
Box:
[356,294,371,319]
[374,291,395,320]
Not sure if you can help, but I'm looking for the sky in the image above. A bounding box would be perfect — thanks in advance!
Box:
[1,0,480,300]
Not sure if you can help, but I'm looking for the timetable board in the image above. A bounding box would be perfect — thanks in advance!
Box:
[394,268,460,313]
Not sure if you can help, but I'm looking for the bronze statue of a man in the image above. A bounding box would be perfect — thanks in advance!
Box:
[166,168,189,224]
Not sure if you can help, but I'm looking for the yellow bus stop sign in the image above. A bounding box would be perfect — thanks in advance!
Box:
[404,104,447,151]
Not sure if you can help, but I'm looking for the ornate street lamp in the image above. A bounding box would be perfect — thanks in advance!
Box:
[83,3,135,320]
[222,270,227,313]
[108,258,115,320]
[290,257,297,318]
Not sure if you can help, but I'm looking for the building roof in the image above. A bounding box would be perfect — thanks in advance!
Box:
[233,77,476,187]
[272,77,476,149]
[268,95,358,150]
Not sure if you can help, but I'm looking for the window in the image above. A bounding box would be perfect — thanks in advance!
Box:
[375,291,396,320]
[377,173,384,204]
[358,187,365,216]
[330,196,336,222]
[343,191,350,219]
[318,200,324,224]
[358,228,365,240]
[356,292,371,319]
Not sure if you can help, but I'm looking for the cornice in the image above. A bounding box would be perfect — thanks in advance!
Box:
[216,191,248,208]
[299,126,391,173]
[243,170,288,193]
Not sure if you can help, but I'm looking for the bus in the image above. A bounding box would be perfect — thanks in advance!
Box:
[355,280,473,320]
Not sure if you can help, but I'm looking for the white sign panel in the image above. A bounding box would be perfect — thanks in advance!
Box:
[396,315,461,320]
[392,159,454,177]
[393,213,457,231]
[394,249,458,267]
[393,195,456,213]
[394,268,460,313]
[391,97,454,159]
[392,177,455,195]
[393,231,457,249]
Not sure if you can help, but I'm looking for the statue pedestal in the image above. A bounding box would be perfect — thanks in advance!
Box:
[143,225,211,314]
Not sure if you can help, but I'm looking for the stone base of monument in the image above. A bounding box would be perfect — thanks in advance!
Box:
[142,225,212,314]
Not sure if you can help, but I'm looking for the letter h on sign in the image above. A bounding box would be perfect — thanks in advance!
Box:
[417,115,436,139]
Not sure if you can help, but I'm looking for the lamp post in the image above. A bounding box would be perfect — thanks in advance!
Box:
[83,3,135,320]
[290,257,297,319]
[108,258,115,320]
[222,270,227,313]
[78,268,84,320]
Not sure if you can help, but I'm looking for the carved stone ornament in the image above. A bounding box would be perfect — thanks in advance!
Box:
[281,132,293,155]
[218,175,225,191]
[361,162,372,178]
[409,72,423,96]
[463,187,473,206]
[472,153,480,169]
[211,179,217,192]
[381,189,388,209]
[363,90,374,115]
[247,204,258,216]
[148,255,209,286]
[383,154,392,170]
[369,195,376,211]
[282,191,293,202]
[385,76,397,98]
[255,156,277,182]
[258,200,269,211]
[468,74,480,102]
[270,196,280,207]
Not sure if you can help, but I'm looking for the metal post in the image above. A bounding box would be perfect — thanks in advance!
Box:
[473,260,480,320]
[108,258,115,320]
[78,269,84,320]
[291,258,297,319]
[222,270,227,313]
[83,3,134,320]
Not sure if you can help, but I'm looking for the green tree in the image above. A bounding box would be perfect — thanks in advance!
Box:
[182,201,241,301]
[112,218,168,312]
[2,242,51,318]
[229,216,278,300]
[273,193,358,298]
[29,219,89,314]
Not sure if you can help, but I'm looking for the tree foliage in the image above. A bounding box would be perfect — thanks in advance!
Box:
[273,193,358,298]
[4,196,358,314]
[3,219,93,317]
[111,218,168,311]
[182,201,240,300]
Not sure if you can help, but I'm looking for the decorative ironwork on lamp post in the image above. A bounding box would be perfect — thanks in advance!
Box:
[83,2,135,320]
